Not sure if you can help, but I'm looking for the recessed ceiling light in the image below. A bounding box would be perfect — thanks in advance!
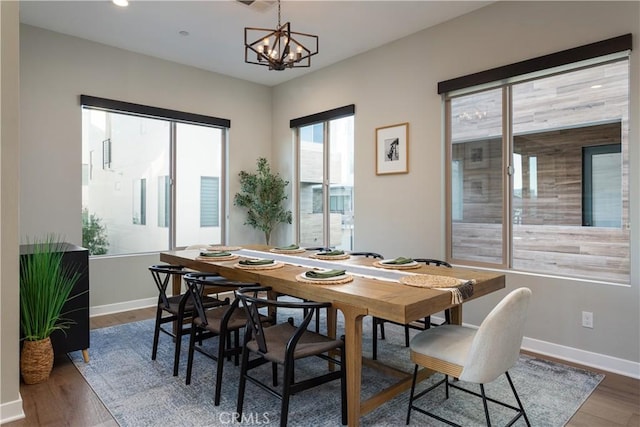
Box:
[591,84,603,89]
[112,0,129,7]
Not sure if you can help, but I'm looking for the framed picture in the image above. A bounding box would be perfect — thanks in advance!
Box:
[465,140,489,169]
[376,122,409,175]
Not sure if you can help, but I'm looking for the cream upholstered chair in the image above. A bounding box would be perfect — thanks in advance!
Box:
[406,287,532,426]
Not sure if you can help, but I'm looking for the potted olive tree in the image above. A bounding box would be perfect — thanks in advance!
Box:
[234,158,292,245]
[19,235,82,384]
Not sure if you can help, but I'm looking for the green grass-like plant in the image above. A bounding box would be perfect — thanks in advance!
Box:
[20,236,82,341]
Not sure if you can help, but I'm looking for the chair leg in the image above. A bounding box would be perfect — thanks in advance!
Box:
[185,324,198,385]
[480,383,492,427]
[404,325,410,347]
[280,361,294,427]
[235,346,251,422]
[380,320,386,339]
[406,364,419,425]
[506,371,531,427]
[372,318,379,360]
[173,318,183,376]
[214,329,227,406]
[272,362,278,387]
[424,316,432,329]
[151,307,162,360]
[234,329,240,365]
[340,351,347,426]
[445,374,450,399]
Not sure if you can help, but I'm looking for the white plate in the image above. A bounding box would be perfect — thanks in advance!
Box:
[380,259,418,267]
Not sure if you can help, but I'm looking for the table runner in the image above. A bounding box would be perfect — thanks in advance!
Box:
[236,249,418,282]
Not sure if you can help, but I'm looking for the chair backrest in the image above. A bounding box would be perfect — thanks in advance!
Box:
[183,272,250,326]
[149,264,186,308]
[350,251,384,259]
[414,258,452,268]
[460,287,532,384]
[235,287,331,357]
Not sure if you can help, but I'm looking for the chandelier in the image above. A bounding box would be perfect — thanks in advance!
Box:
[244,0,319,71]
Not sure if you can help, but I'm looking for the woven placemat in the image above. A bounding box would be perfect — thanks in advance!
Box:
[399,274,462,288]
[295,273,353,285]
[373,260,422,270]
[206,245,242,251]
[310,253,351,260]
[270,248,306,254]
[233,261,284,270]
[196,254,239,262]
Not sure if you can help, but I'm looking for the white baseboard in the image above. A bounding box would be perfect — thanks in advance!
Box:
[521,336,640,379]
[0,395,25,424]
[88,304,640,379]
[89,297,156,317]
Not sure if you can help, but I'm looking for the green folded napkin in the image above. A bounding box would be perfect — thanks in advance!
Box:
[305,269,346,279]
[383,257,414,265]
[239,259,275,266]
[318,250,345,256]
[275,244,300,250]
[199,251,232,257]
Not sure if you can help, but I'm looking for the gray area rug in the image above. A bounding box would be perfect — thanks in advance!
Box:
[70,312,603,426]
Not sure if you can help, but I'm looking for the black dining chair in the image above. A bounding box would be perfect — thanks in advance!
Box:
[372,258,453,361]
[235,286,347,427]
[183,272,268,406]
[149,264,229,376]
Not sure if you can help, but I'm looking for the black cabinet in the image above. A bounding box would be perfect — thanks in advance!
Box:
[20,243,90,361]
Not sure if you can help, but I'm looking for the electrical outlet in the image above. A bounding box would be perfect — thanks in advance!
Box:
[582,311,593,329]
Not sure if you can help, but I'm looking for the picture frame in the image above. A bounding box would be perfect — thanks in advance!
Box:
[376,122,409,175]
[465,140,489,169]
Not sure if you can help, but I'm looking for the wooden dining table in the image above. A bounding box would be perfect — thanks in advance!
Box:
[160,246,505,426]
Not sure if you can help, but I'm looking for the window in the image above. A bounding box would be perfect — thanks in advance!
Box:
[133,178,146,225]
[443,35,631,283]
[158,176,170,228]
[81,96,229,255]
[200,176,220,227]
[292,105,355,250]
[102,138,111,169]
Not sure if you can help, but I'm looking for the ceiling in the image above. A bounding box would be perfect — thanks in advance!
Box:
[19,1,492,87]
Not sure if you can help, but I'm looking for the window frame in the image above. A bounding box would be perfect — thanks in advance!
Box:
[442,36,632,284]
[81,95,230,255]
[291,105,355,249]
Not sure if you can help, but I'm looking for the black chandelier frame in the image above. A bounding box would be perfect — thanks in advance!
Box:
[244,1,319,71]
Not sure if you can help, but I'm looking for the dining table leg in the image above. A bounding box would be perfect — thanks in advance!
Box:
[450,304,463,325]
[333,301,368,427]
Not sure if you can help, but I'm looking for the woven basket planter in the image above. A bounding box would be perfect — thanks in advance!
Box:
[20,337,54,384]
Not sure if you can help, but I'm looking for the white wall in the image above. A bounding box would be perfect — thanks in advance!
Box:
[272,1,639,371]
[0,1,24,422]
[19,25,273,306]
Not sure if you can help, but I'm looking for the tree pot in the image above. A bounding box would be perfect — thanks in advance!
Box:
[20,337,54,384]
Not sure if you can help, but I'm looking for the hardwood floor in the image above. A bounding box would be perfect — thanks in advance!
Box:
[7,307,639,427]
